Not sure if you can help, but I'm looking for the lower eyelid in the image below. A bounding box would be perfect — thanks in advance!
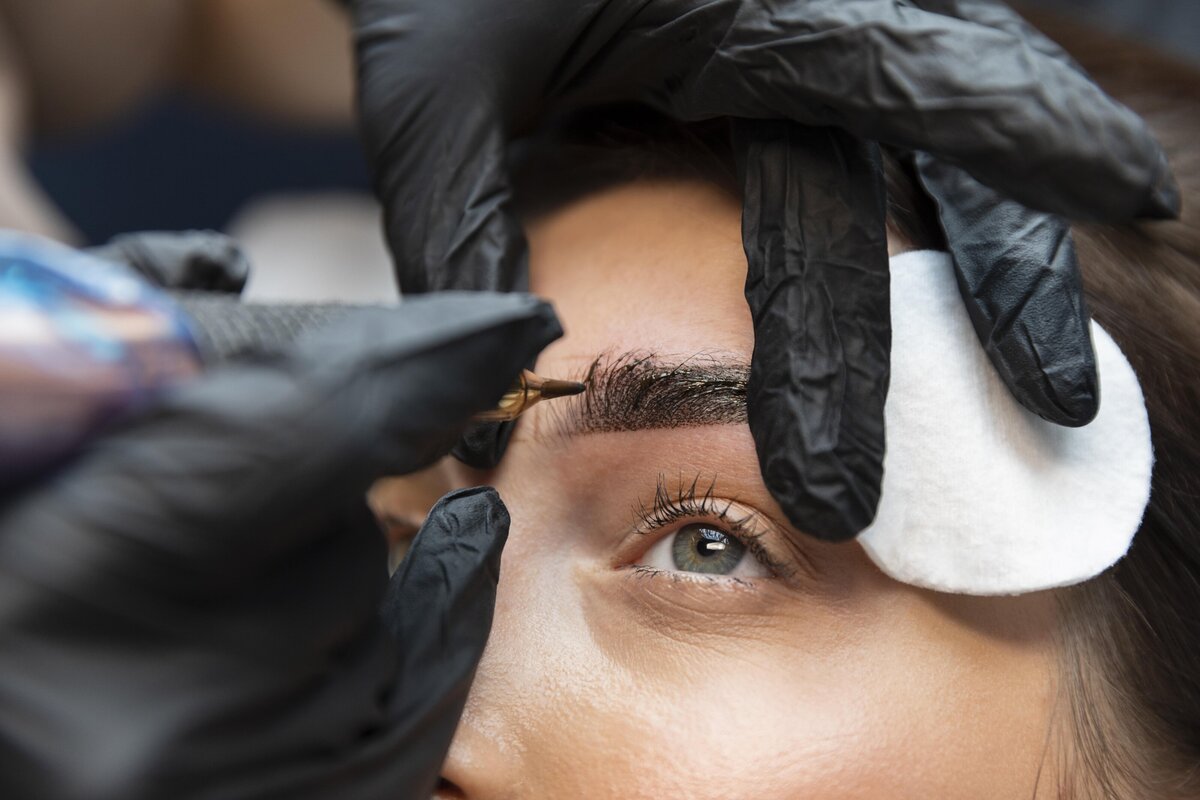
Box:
[624,563,760,590]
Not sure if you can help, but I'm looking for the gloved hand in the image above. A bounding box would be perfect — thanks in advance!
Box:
[89,229,252,294]
[733,117,1103,539]
[0,292,562,799]
[345,0,1179,538]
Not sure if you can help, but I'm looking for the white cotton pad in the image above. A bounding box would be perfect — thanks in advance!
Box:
[857,250,1153,595]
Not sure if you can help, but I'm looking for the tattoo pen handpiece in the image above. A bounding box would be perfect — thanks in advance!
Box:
[0,229,583,488]
[472,370,585,422]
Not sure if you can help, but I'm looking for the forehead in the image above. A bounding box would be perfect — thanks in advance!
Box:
[525,180,754,364]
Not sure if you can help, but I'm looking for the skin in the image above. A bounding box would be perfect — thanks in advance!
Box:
[379,180,1066,798]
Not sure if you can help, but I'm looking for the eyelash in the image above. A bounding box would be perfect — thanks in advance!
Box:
[629,473,791,581]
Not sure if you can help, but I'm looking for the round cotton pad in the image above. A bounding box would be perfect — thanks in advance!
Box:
[858,250,1153,595]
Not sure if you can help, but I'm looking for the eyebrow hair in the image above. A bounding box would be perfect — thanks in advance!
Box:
[545,350,749,437]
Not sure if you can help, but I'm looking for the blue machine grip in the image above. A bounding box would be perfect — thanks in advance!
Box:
[0,232,203,490]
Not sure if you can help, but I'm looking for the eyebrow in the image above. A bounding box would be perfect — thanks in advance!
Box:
[544,351,749,437]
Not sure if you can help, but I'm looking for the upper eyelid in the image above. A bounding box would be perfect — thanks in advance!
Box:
[629,473,757,539]
[628,473,799,580]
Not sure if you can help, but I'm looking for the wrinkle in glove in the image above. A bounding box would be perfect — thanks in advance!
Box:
[736,120,890,541]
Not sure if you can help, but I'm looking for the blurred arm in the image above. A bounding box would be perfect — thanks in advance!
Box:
[178,0,355,128]
[0,0,187,240]
[0,8,75,240]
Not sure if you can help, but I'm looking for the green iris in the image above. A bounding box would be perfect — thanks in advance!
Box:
[671,524,746,575]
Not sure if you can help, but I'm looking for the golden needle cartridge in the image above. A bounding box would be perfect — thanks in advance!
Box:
[473,370,586,422]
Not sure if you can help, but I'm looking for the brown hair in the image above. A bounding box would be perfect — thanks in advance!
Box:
[1019,10,1200,798]
[511,14,1200,795]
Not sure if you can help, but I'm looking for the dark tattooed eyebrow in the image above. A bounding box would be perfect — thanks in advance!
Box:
[544,351,749,437]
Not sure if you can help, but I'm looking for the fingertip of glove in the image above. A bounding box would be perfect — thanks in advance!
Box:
[1139,154,1182,220]
[430,485,509,523]
[1016,364,1100,428]
[750,405,880,543]
[779,497,869,543]
[384,487,509,634]
[516,296,564,349]
[766,477,872,543]
[201,231,252,293]
[447,296,561,470]
[800,482,877,542]
[983,299,1100,429]
[413,292,563,362]
[986,323,1099,427]
[421,486,511,558]
[451,421,516,469]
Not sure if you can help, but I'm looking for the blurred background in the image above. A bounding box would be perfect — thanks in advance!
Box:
[1,0,1196,303]
[1029,0,1199,61]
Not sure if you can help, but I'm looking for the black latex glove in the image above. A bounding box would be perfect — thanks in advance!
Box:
[347,0,1178,538]
[907,0,1102,427]
[89,230,251,294]
[732,118,1099,540]
[736,121,891,539]
[0,292,562,799]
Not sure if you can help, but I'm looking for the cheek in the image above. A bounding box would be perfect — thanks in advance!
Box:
[472,576,904,797]
[465,542,1057,800]
[467,504,922,797]
[454,434,1057,796]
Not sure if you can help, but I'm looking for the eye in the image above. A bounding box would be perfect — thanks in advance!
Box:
[638,523,771,579]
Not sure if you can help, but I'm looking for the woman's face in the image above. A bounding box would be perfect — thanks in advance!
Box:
[402,180,1062,798]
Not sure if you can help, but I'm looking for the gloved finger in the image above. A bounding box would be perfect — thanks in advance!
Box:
[914,153,1099,426]
[351,2,528,294]
[351,0,535,473]
[451,420,517,470]
[0,483,400,800]
[736,120,890,541]
[882,0,1102,424]
[0,293,561,596]
[377,487,509,797]
[0,437,506,800]
[592,0,1176,222]
[138,488,513,798]
[89,230,250,293]
[901,1,1106,419]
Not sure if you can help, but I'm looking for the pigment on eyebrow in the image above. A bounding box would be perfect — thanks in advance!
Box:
[549,351,749,436]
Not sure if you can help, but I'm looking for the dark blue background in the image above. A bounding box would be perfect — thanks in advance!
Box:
[28,97,370,245]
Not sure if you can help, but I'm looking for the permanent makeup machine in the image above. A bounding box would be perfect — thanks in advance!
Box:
[0,232,582,486]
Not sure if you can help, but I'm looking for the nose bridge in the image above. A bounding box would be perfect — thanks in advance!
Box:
[436,552,539,798]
